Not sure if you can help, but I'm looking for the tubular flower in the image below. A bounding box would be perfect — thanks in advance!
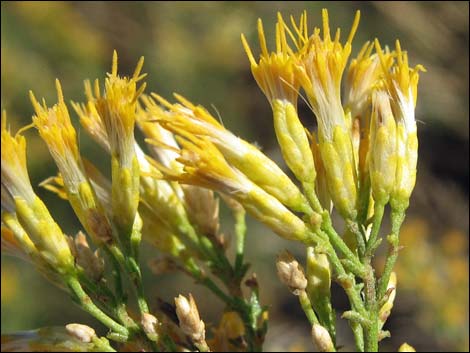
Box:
[345,42,384,173]
[375,40,425,211]
[241,14,316,185]
[30,80,113,244]
[293,9,361,219]
[147,94,310,213]
[162,133,308,241]
[95,51,145,239]
[369,91,397,205]
[75,81,194,247]
[1,113,74,272]
[137,96,184,173]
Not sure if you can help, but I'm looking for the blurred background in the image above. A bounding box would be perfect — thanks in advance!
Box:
[1,1,468,352]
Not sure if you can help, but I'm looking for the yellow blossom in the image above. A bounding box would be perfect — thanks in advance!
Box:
[30,80,113,244]
[241,14,316,185]
[369,90,397,205]
[291,9,361,219]
[1,111,35,206]
[375,40,425,211]
[147,94,310,213]
[1,113,74,272]
[89,51,145,239]
[159,132,308,241]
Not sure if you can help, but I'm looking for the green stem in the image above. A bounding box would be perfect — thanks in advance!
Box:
[234,207,247,276]
[127,257,149,314]
[363,263,378,352]
[103,245,125,302]
[350,322,364,352]
[302,181,323,213]
[319,223,365,277]
[377,209,405,300]
[76,271,119,321]
[365,202,385,256]
[319,236,366,317]
[91,337,117,352]
[299,290,319,325]
[66,276,129,338]
[345,219,366,260]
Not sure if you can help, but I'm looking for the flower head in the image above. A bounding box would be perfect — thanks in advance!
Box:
[1,113,73,272]
[241,14,300,105]
[96,50,146,168]
[148,94,309,212]
[375,40,425,209]
[369,90,398,204]
[295,9,360,141]
[1,112,35,206]
[31,81,113,244]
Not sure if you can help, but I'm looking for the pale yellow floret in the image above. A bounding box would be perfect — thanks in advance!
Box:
[241,15,300,105]
[156,133,308,241]
[294,9,360,140]
[375,40,424,209]
[96,51,145,169]
[149,94,309,212]
[31,81,113,244]
[1,112,36,205]
[2,213,37,259]
[72,79,110,152]
[346,42,382,120]
[369,91,397,205]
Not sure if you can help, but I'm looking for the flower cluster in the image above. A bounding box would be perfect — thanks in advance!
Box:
[1,8,423,353]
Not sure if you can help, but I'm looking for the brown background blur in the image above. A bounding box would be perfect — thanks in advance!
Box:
[1,2,468,352]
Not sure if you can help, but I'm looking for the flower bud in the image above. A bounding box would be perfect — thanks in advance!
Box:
[369,91,397,205]
[276,250,307,295]
[311,324,335,352]
[65,323,96,343]
[175,294,206,343]
[379,272,397,329]
[306,247,331,301]
[375,40,424,212]
[31,81,113,244]
[141,313,159,341]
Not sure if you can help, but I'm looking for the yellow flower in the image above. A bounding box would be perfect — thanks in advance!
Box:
[345,42,393,121]
[1,113,74,272]
[30,80,113,244]
[369,90,397,205]
[375,40,425,210]
[1,111,35,207]
[160,132,308,241]
[89,51,145,239]
[72,79,110,152]
[291,9,361,219]
[96,50,146,170]
[137,97,184,173]
[295,9,360,141]
[242,14,316,185]
[147,94,310,213]
[241,14,299,106]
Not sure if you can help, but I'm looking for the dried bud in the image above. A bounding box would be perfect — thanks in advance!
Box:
[398,342,416,352]
[276,250,307,295]
[141,313,159,341]
[65,323,96,343]
[69,232,104,282]
[183,186,220,237]
[175,294,205,343]
[379,272,397,328]
[311,324,335,352]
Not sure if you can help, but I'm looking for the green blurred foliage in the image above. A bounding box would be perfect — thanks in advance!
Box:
[2,1,468,352]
